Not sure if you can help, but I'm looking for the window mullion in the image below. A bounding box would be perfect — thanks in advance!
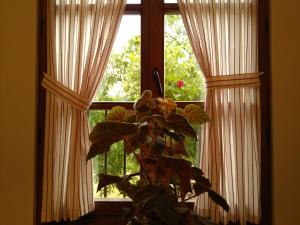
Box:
[149,0,164,98]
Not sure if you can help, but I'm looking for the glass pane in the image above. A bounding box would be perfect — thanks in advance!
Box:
[127,0,141,3]
[164,14,205,101]
[88,110,139,198]
[164,0,177,3]
[94,15,141,102]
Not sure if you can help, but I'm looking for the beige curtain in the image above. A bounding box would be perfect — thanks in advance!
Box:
[178,0,261,224]
[41,0,125,222]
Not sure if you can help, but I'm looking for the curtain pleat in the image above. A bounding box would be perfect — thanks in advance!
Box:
[41,0,126,222]
[178,0,261,224]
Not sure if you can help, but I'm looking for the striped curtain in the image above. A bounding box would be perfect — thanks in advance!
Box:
[178,0,261,224]
[41,0,125,222]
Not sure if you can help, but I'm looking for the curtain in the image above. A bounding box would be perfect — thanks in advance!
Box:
[41,0,125,222]
[178,0,261,224]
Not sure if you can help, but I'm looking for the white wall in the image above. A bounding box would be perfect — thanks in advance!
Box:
[0,1,37,225]
[271,0,300,225]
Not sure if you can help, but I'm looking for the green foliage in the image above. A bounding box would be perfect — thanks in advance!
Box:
[94,14,205,102]
[164,15,205,101]
[95,35,141,102]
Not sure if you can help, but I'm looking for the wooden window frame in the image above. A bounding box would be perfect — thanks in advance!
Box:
[36,0,271,224]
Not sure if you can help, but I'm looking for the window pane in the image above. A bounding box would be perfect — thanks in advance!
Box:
[94,15,141,102]
[88,110,140,199]
[127,0,141,3]
[164,14,205,101]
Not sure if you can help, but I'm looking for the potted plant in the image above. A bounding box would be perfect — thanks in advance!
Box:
[87,90,229,225]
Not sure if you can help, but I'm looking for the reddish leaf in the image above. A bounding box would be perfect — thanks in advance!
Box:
[87,122,138,160]
[141,157,158,184]
[166,141,188,156]
[208,190,230,212]
[124,134,139,154]
[134,90,157,112]
[166,114,197,139]
[157,156,192,200]
[97,174,122,191]
[191,167,204,181]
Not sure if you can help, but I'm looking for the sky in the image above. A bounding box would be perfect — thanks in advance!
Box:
[113,15,140,53]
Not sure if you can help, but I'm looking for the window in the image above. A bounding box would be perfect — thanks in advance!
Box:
[88,0,205,199]
[37,1,271,224]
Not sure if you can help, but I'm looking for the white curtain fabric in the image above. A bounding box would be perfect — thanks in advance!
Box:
[178,0,261,224]
[41,0,125,222]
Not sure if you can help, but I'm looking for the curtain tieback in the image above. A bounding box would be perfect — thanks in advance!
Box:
[42,73,91,111]
[205,72,263,90]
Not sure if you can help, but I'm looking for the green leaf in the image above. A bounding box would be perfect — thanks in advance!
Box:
[166,113,197,139]
[107,106,128,122]
[176,107,184,115]
[183,104,210,125]
[87,121,138,160]
[208,190,230,212]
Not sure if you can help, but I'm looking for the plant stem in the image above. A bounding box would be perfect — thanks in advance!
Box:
[124,137,152,185]
[183,194,197,202]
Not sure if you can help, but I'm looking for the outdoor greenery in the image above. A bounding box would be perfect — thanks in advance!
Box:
[87,90,228,225]
[89,15,206,198]
[94,15,205,102]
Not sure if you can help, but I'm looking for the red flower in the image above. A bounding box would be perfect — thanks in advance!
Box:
[177,80,184,88]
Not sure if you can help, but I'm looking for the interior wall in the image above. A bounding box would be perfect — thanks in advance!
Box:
[0,1,37,225]
[271,0,300,225]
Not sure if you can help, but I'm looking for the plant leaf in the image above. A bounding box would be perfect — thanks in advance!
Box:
[134,90,157,112]
[124,134,139,154]
[87,122,138,160]
[97,174,122,191]
[132,185,182,225]
[176,107,184,115]
[183,104,210,125]
[191,167,204,181]
[152,191,183,225]
[208,190,230,212]
[165,139,188,156]
[166,113,197,139]
[157,156,192,200]
[107,106,128,122]
[164,129,185,142]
